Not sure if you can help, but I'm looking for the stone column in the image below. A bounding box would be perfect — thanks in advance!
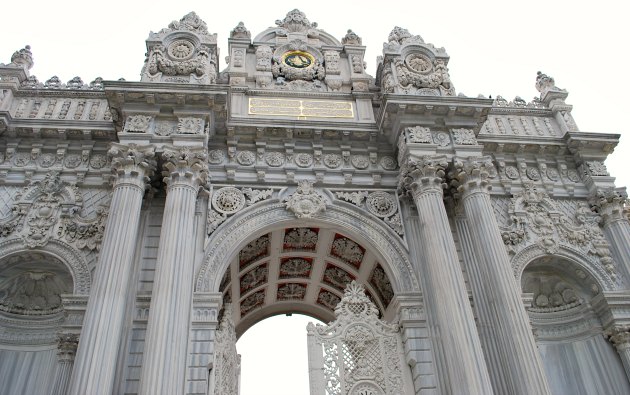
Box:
[592,190,630,282]
[52,333,79,395]
[399,156,494,394]
[139,146,208,395]
[451,156,551,395]
[68,143,155,395]
[606,326,630,380]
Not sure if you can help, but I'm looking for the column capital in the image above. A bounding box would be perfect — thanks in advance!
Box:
[591,188,629,225]
[398,155,448,197]
[57,333,79,363]
[450,156,494,199]
[161,145,209,190]
[108,143,156,190]
[606,325,630,352]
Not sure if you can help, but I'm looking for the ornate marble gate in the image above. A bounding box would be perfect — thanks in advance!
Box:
[1,8,630,395]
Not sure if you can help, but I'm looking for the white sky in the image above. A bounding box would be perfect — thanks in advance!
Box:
[2,1,628,394]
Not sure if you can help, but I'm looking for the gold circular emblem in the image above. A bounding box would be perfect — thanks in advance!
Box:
[282,51,314,69]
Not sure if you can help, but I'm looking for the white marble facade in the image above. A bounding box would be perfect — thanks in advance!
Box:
[1,9,630,395]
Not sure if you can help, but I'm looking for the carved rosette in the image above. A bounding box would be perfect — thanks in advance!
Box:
[57,333,80,362]
[207,187,273,235]
[591,189,628,225]
[450,156,495,199]
[285,180,326,219]
[398,156,448,198]
[161,146,209,190]
[109,143,157,191]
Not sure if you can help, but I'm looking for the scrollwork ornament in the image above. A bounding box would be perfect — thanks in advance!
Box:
[123,115,152,133]
[285,180,326,219]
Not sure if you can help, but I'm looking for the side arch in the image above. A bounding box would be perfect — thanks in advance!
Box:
[0,238,91,295]
[512,244,616,292]
[196,201,419,294]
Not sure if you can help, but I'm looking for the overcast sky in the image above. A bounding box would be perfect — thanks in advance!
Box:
[2,1,628,394]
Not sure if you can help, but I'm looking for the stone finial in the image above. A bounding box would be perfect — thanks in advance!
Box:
[342,29,362,45]
[535,71,563,95]
[168,11,209,35]
[9,45,34,70]
[388,26,423,45]
[275,9,317,33]
[230,22,251,39]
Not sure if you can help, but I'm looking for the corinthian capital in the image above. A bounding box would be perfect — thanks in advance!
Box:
[591,188,628,225]
[57,333,79,362]
[605,326,630,352]
[161,145,209,189]
[108,143,156,189]
[398,156,448,197]
[450,156,494,199]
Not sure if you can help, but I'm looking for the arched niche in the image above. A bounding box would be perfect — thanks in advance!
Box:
[0,246,81,395]
[520,255,630,395]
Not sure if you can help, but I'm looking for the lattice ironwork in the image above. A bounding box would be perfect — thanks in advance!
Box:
[307,281,406,395]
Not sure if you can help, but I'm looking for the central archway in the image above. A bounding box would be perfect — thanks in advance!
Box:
[196,201,420,328]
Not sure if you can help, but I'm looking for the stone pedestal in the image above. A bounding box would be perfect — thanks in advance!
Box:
[400,156,494,394]
[452,156,551,395]
[68,144,155,395]
[139,147,208,395]
[593,190,630,283]
[52,333,79,395]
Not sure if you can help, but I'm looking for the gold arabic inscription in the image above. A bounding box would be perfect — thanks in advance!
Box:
[248,98,354,119]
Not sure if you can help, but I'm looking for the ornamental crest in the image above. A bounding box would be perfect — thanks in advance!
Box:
[285,180,326,219]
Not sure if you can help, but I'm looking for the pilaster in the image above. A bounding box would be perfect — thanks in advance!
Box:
[399,155,494,394]
[139,145,209,395]
[68,143,155,395]
[451,156,551,395]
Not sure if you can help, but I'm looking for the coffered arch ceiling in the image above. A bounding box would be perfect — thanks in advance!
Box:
[220,226,396,336]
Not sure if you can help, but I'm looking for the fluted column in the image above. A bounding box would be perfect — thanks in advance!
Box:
[399,156,494,394]
[451,156,551,395]
[139,146,208,395]
[52,333,79,395]
[68,143,155,395]
[592,190,630,283]
[606,326,630,380]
